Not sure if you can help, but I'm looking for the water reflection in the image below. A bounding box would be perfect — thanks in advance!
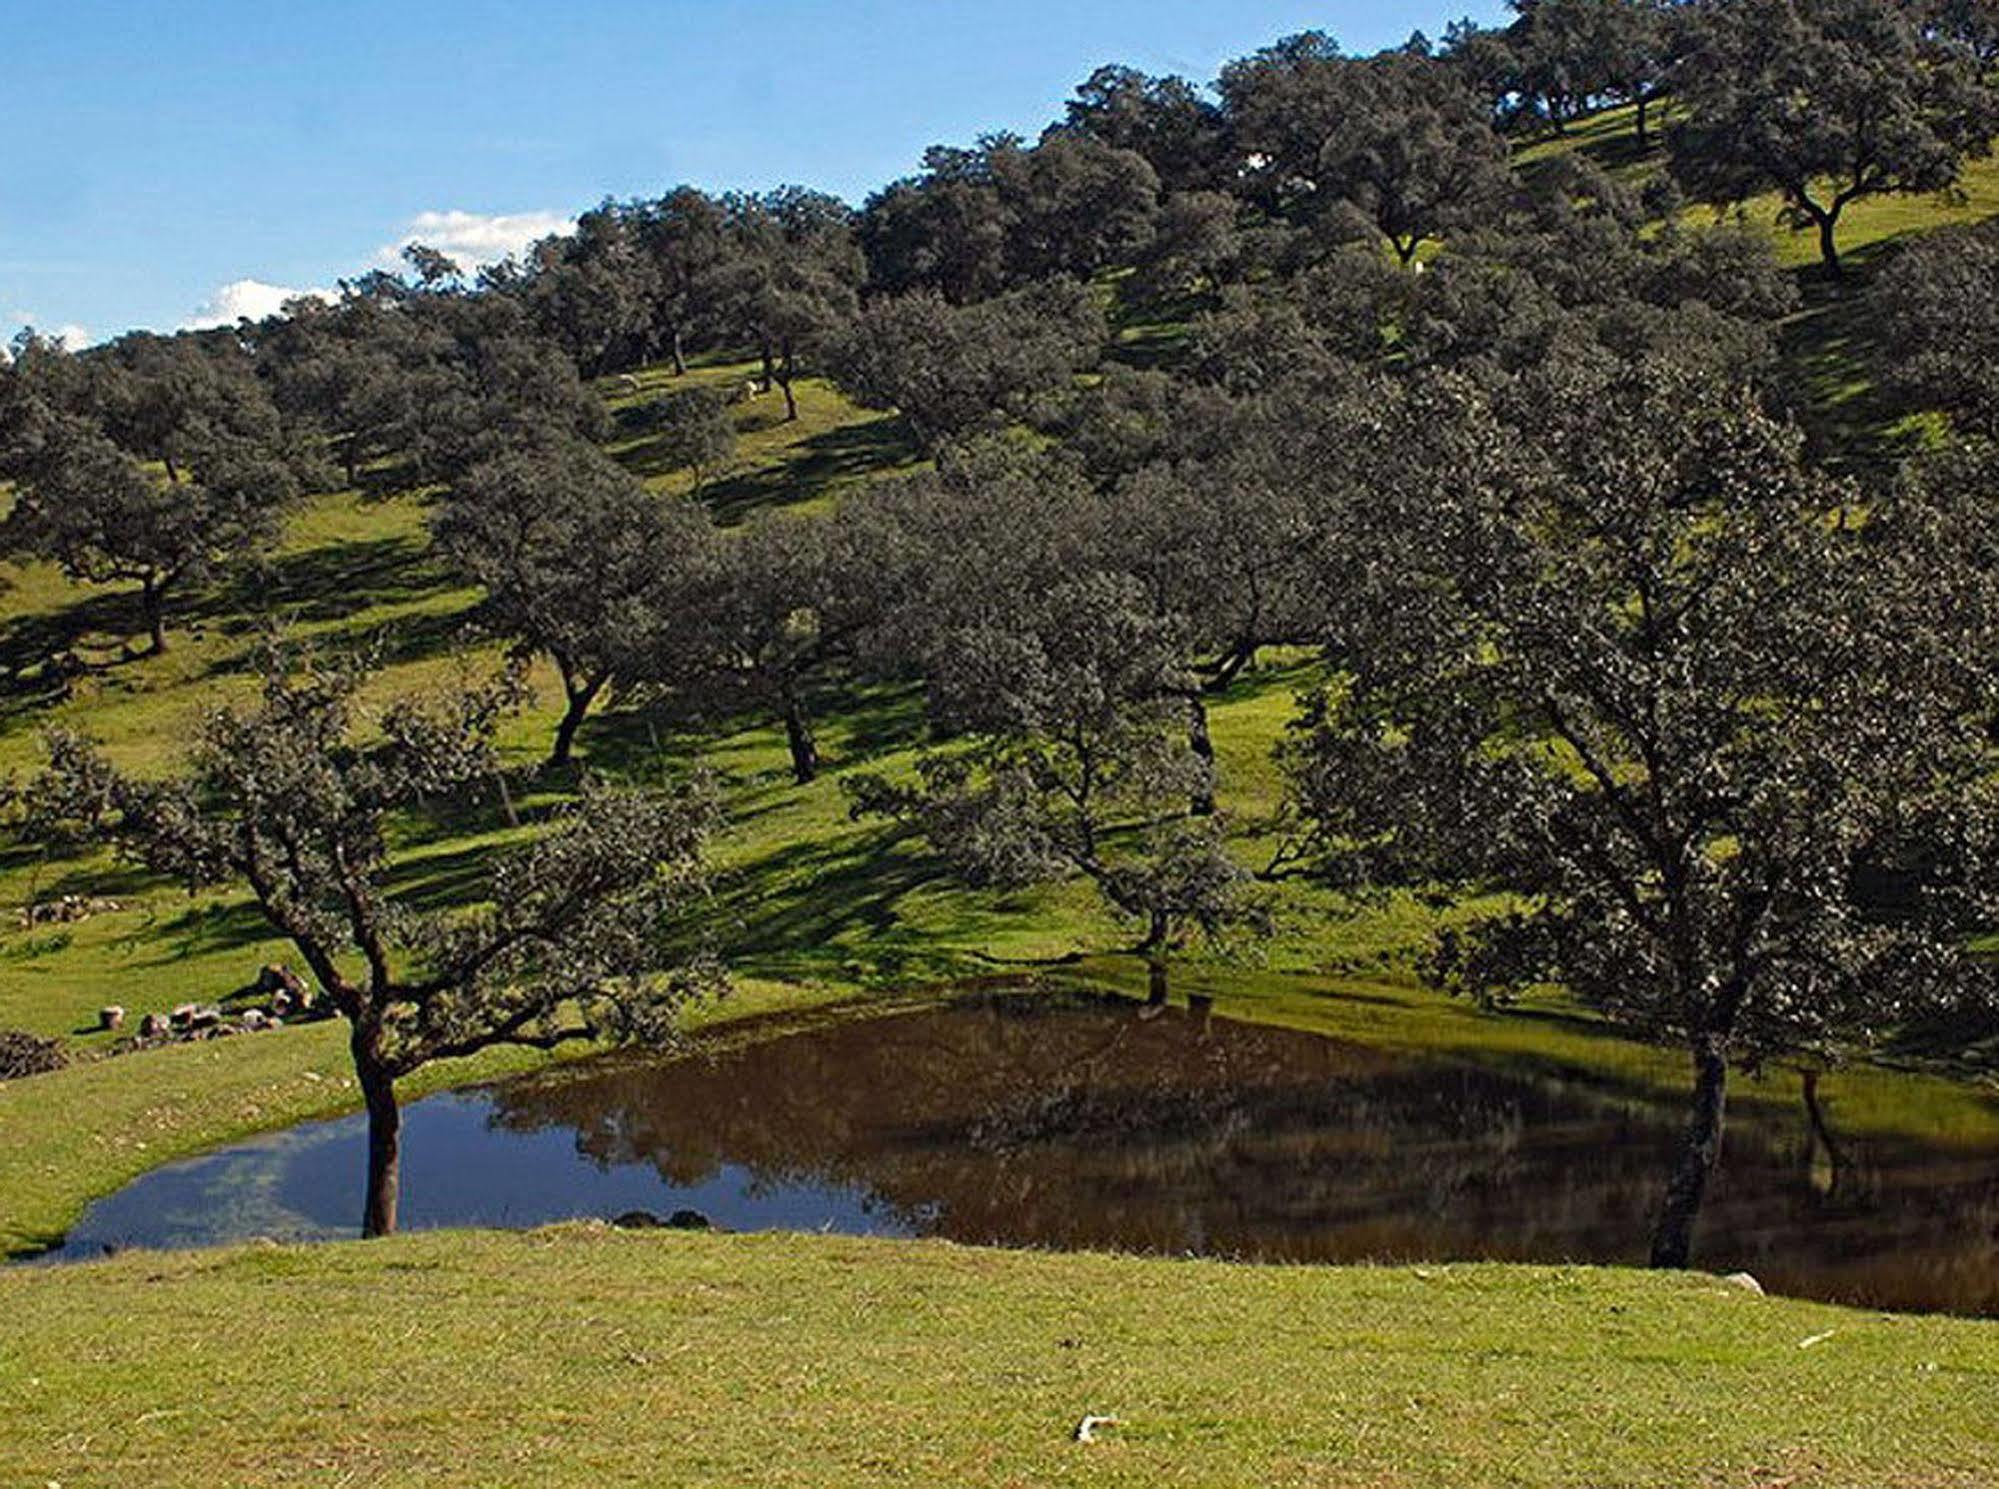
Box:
[38,993,1999,1316]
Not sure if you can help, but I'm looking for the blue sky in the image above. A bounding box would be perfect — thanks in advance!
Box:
[2,2,1507,345]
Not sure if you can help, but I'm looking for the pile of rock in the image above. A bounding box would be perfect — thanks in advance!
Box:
[16,894,122,929]
[0,1029,67,1081]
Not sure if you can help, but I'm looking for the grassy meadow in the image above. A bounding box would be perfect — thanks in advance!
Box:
[4,1229,1998,1488]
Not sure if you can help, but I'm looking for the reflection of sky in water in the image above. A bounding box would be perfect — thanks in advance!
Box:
[22,995,1999,1319]
[43,1090,913,1261]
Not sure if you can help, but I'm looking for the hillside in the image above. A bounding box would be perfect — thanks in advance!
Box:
[3,94,1997,1170]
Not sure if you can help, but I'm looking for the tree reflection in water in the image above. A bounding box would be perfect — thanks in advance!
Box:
[491,993,1999,1317]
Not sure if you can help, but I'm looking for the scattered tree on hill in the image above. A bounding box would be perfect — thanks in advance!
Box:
[828,278,1105,450]
[1310,51,1515,264]
[1058,65,1231,194]
[23,653,722,1237]
[1130,190,1246,302]
[434,441,710,767]
[636,187,732,376]
[850,564,1266,997]
[1668,0,1999,275]
[0,381,298,654]
[1218,32,1351,216]
[643,387,738,491]
[714,189,866,422]
[1282,360,1999,1269]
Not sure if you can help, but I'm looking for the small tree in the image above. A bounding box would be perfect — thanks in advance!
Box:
[435,440,712,767]
[852,568,1266,996]
[646,387,738,491]
[1668,0,1999,275]
[715,189,865,422]
[23,653,723,1237]
[1284,362,1999,1268]
[0,409,293,654]
[1312,52,1515,265]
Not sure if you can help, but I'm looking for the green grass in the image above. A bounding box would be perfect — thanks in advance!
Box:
[3,1227,1995,1488]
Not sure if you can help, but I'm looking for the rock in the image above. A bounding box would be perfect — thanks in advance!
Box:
[0,1030,67,1081]
[98,1006,125,1032]
[184,1006,222,1031]
[169,1003,200,1028]
[613,1208,716,1231]
[1719,1271,1764,1295]
[139,1013,169,1039]
[240,1009,272,1032]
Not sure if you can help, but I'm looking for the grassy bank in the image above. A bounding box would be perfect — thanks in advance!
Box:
[3,1227,1996,1488]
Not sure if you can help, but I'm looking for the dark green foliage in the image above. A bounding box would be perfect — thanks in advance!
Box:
[829,279,1105,450]
[0,335,303,653]
[1669,0,1999,274]
[1283,354,1999,1266]
[1058,65,1230,194]
[434,440,711,765]
[642,387,738,490]
[860,133,1158,300]
[1307,51,1516,263]
[713,189,866,421]
[1873,217,1999,437]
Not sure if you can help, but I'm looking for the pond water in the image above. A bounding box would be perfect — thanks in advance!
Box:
[34,993,1999,1316]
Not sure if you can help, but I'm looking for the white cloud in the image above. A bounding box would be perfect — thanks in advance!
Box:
[6,309,92,347]
[183,278,335,331]
[372,209,576,275]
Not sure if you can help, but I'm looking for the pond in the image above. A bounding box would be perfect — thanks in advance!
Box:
[33,992,1999,1316]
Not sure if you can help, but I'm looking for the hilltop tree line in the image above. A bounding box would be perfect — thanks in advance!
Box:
[7,0,1999,1264]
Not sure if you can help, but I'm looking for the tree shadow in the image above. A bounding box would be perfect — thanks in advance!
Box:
[0,585,153,693]
[1777,263,1934,476]
[200,534,449,630]
[704,827,946,963]
[691,417,923,525]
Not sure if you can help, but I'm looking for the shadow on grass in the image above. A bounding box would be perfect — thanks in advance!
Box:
[1777,260,1935,475]
[706,827,944,963]
[202,533,449,631]
[0,588,154,714]
[632,416,922,525]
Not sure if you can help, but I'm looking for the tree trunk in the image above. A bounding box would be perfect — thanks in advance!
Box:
[549,673,606,769]
[1635,94,1650,151]
[782,690,820,784]
[1649,1034,1729,1269]
[1145,956,1169,1007]
[1186,694,1217,817]
[141,577,168,655]
[162,453,181,485]
[671,326,687,377]
[355,1037,402,1239]
[778,369,799,423]
[1816,210,1844,278]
